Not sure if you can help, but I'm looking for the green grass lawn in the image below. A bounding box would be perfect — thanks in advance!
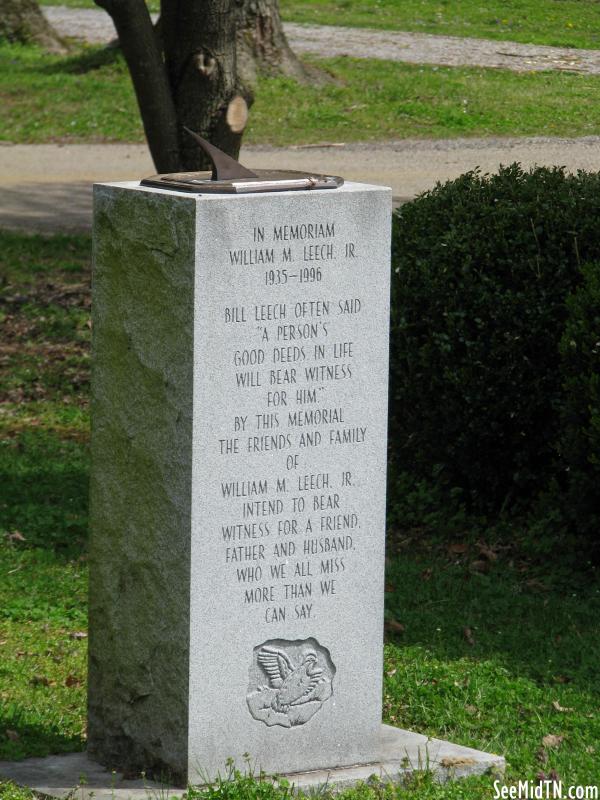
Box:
[38,0,600,51]
[282,0,600,50]
[1,230,599,799]
[3,42,600,146]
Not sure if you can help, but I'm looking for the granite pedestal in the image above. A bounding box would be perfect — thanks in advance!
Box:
[89,181,391,784]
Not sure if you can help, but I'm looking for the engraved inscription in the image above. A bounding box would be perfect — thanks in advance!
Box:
[214,218,369,625]
[247,638,335,727]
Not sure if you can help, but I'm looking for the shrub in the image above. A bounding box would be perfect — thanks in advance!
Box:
[558,262,600,546]
[389,164,600,510]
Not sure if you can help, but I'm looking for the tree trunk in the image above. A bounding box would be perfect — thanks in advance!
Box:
[0,0,67,53]
[161,0,253,171]
[235,0,307,85]
[94,0,180,173]
[95,0,302,171]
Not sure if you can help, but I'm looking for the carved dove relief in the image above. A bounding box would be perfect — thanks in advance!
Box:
[247,638,335,727]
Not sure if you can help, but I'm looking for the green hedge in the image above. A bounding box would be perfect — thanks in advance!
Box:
[389,165,600,531]
[558,263,600,539]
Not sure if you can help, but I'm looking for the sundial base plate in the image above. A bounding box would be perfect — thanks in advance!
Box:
[140,169,344,194]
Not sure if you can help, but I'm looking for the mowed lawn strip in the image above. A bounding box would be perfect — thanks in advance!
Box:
[0,232,90,782]
[38,0,600,51]
[1,231,599,799]
[281,0,600,50]
[3,43,600,145]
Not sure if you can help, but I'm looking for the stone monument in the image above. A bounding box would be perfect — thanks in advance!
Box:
[89,159,390,785]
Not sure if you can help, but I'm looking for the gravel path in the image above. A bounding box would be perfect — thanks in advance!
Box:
[44,5,600,75]
[5,135,600,233]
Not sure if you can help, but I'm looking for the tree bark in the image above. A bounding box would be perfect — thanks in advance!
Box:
[235,0,307,85]
[94,0,180,173]
[160,0,253,170]
[0,0,67,53]
[95,0,301,171]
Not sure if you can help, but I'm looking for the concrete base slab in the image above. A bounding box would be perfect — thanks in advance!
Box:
[0,726,504,798]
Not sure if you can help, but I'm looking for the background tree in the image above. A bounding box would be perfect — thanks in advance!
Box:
[0,0,66,53]
[94,0,305,173]
[235,0,306,85]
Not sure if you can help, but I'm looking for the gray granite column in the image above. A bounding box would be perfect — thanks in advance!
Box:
[89,181,391,785]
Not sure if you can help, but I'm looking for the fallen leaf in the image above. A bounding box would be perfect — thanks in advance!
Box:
[526,578,547,592]
[448,542,468,555]
[6,530,26,543]
[536,747,548,765]
[465,704,477,715]
[69,631,87,640]
[386,668,397,677]
[542,734,564,749]
[5,729,19,741]
[477,542,498,561]
[65,674,81,688]
[440,756,475,768]
[384,619,405,634]
[552,700,574,713]
[585,746,595,754]
[463,627,475,646]
[0,640,7,647]
[470,559,489,573]
[384,583,394,593]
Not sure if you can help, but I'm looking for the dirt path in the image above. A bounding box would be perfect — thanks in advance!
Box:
[44,5,600,75]
[4,136,600,233]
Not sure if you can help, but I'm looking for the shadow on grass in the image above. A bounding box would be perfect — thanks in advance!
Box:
[0,430,88,557]
[384,549,600,693]
[0,231,91,270]
[40,43,122,75]
[0,716,84,763]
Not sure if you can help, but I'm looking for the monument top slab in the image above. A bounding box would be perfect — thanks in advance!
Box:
[95,179,390,198]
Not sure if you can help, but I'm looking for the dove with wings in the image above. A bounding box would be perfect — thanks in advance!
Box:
[257,646,326,714]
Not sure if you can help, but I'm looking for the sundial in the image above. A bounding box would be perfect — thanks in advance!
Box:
[140,128,344,194]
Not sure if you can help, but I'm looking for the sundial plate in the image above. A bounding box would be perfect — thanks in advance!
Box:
[140,169,344,194]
